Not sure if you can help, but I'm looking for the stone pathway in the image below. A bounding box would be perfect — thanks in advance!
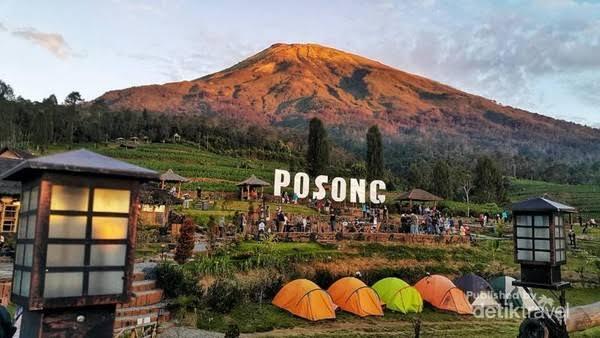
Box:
[158,327,223,338]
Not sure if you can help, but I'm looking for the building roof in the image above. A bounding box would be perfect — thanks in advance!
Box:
[0,147,35,160]
[396,188,443,202]
[160,169,189,183]
[236,175,271,187]
[0,158,22,196]
[511,197,576,213]
[1,149,159,181]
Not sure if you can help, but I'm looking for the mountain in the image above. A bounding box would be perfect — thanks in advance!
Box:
[96,43,600,164]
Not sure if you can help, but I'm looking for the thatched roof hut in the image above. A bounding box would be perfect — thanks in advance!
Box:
[396,189,443,208]
[237,175,270,200]
[159,169,189,198]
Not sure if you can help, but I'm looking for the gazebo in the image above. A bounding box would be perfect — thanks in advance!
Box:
[237,175,270,201]
[396,188,443,208]
[160,169,189,198]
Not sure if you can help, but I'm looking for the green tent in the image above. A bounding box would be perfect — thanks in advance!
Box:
[372,277,423,313]
[490,276,539,312]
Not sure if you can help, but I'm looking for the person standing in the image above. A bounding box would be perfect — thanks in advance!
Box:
[330,211,337,232]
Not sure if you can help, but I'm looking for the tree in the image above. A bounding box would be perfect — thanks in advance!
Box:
[366,125,384,181]
[306,117,329,176]
[407,160,432,190]
[64,91,83,144]
[456,168,474,217]
[431,160,452,199]
[174,218,196,264]
[472,156,507,204]
[0,80,15,101]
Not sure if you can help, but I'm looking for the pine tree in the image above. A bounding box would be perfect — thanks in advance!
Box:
[432,160,452,198]
[174,218,196,264]
[306,118,329,176]
[366,125,384,181]
[473,156,506,203]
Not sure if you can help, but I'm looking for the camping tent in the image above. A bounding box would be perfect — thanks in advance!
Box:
[327,277,384,317]
[453,273,500,308]
[371,277,423,313]
[490,276,539,312]
[272,279,337,321]
[414,275,473,315]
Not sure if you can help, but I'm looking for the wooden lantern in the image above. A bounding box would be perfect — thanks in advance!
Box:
[1,149,158,337]
[512,197,574,288]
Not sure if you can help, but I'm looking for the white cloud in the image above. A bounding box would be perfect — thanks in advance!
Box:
[12,27,73,60]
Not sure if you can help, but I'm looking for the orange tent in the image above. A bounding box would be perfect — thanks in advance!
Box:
[327,277,384,317]
[272,279,337,321]
[414,275,473,315]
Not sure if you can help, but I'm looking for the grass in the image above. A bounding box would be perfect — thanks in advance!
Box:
[510,178,600,220]
[194,303,522,337]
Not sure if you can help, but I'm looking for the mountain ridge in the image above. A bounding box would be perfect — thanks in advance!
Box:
[96,42,600,163]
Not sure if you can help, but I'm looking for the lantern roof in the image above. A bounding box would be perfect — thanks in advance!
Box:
[0,149,159,181]
[511,197,576,213]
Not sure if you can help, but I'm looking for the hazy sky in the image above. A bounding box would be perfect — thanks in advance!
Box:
[2,0,600,126]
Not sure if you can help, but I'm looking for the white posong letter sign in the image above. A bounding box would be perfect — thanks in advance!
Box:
[273,169,386,204]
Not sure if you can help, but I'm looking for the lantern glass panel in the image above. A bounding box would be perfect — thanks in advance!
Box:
[26,214,36,239]
[534,239,550,250]
[518,250,533,260]
[90,244,126,266]
[23,244,33,267]
[555,226,564,238]
[92,217,128,239]
[536,251,550,262]
[534,216,549,227]
[517,216,531,226]
[517,227,532,237]
[50,185,89,211]
[21,190,30,213]
[49,215,87,239]
[517,239,533,249]
[46,244,85,267]
[21,271,30,297]
[44,272,83,298]
[93,189,130,213]
[534,228,549,238]
[15,244,23,266]
[12,270,21,295]
[555,239,565,249]
[88,271,124,295]
[29,186,39,210]
[17,216,27,239]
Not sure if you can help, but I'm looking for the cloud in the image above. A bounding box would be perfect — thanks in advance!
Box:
[12,27,73,59]
[0,22,6,32]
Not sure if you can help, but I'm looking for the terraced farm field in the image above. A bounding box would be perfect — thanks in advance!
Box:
[510,179,600,220]
[65,143,287,192]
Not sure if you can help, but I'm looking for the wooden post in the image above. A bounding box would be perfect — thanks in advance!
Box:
[566,301,600,333]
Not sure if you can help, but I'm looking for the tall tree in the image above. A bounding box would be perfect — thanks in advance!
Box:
[64,91,83,144]
[366,125,384,181]
[431,160,452,198]
[473,156,507,204]
[0,80,15,101]
[306,117,329,176]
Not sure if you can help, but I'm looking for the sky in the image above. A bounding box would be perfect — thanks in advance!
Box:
[2,0,600,126]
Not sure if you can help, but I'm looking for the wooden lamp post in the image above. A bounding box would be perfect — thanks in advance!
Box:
[512,196,574,337]
[1,149,158,337]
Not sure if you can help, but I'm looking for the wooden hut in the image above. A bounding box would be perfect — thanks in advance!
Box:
[140,183,182,226]
[160,169,189,198]
[396,188,443,209]
[237,175,270,200]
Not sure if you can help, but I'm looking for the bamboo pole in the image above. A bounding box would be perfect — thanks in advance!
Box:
[567,301,600,333]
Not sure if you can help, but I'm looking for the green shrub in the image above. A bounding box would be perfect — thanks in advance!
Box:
[206,278,242,313]
[156,263,203,302]
[224,324,240,338]
[438,200,502,217]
